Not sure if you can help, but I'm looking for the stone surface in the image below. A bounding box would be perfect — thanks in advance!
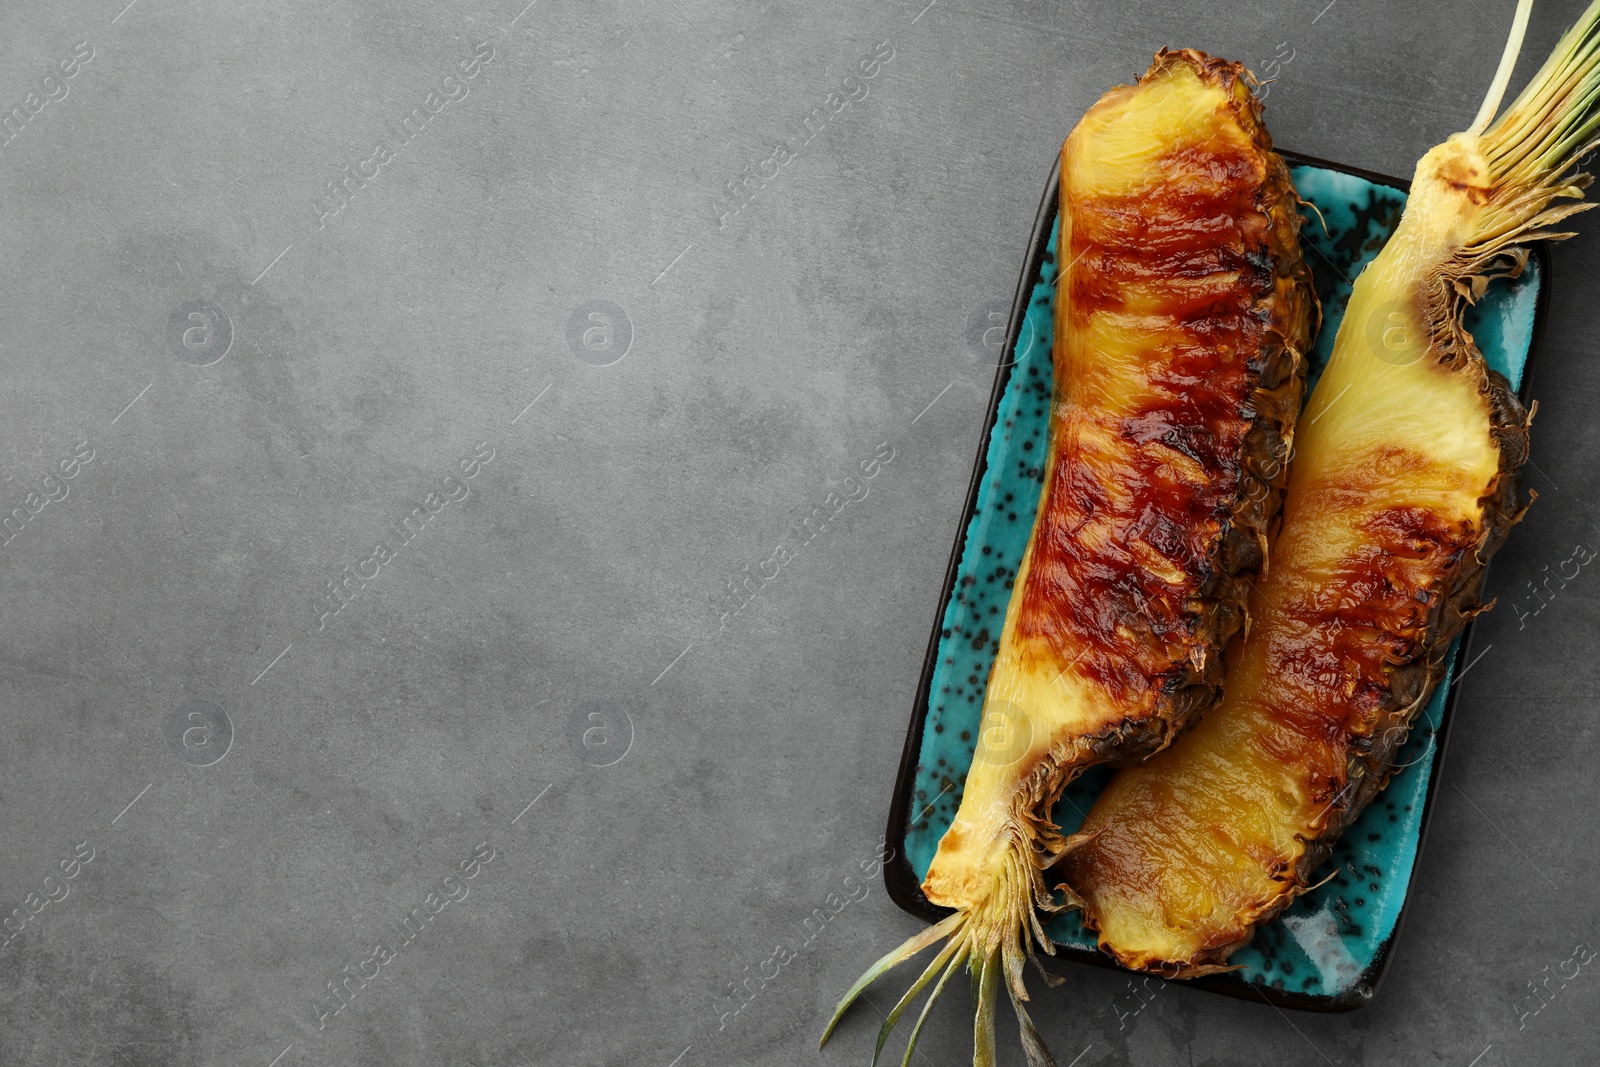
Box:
[0,1,1596,1065]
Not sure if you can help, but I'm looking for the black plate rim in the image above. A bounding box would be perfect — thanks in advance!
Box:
[880,145,1551,1014]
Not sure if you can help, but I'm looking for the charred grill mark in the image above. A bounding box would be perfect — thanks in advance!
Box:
[1266,503,1471,750]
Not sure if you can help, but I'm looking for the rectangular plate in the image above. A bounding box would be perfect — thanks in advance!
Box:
[882,149,1551,1012]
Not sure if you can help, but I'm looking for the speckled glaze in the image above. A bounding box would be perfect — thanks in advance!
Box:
[891,157,1545,1009]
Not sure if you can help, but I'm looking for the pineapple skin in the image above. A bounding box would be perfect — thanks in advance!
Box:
[923,49,1316,914]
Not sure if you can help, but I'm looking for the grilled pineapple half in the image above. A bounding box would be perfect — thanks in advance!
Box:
[824,48,1316,1066]
[1061,0,1600,977]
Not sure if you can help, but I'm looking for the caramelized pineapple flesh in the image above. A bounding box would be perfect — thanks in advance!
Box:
[922,49,1314,920]
[825,48,1315,1067]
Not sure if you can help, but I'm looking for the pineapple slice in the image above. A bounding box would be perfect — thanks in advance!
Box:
[825,48,1316,1066]
[1062,0,1599,977]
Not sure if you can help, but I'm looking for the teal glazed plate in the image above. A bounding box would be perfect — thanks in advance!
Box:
[883,150,1551,1012]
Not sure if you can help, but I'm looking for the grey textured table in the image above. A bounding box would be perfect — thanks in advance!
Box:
[2,1,1597,1065]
